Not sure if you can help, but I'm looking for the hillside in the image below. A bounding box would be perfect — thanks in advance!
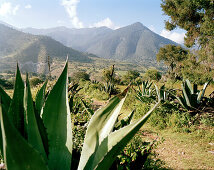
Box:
[23,22,177,63]
[0,24,91,73]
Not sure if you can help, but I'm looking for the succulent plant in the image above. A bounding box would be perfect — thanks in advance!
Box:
[0,61,159,170]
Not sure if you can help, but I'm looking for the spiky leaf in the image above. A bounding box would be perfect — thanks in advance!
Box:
[35,80,47,115]
[78,91,127,170]
[0,101,48,170]
[7,64,25,136]
[24,75,47,161]
[84,102,160,170]
[42,62,72,170]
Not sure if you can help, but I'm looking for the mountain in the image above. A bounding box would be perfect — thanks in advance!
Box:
[23,22,177,62]
[23,26,113,51]
[0,24,91,73]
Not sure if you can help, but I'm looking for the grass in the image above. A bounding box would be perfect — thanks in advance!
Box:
[140,125,214,169]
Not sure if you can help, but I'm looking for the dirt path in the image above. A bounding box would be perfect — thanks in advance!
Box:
[141,127,214,170]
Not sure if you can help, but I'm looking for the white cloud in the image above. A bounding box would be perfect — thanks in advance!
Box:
[0,2,19,17]
[25,5,32,9]
[90,18,119,29]
[61,0,83,28]
[160,29,185,44]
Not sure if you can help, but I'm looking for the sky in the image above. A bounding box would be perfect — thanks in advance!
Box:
[0,0,186,44]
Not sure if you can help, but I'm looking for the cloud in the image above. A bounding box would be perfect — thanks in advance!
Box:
[25,5,32,9]
[0,2,19,17]
[160,29,185,44]
[61,0,83,28]
[90,18,119,29]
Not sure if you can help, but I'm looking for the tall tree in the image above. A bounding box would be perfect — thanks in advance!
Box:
[161,0,214,65]
[157,44,188,78]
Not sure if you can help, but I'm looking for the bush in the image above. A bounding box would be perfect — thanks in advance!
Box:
[29,77,44,87]
[144,68,161,81]
[71,71,90,82]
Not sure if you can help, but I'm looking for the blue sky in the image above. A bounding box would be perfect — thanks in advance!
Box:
[0,0,186,43]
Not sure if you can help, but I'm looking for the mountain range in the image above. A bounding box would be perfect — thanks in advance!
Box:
[0,21,178,73]
[23,22,177,62]
[0,23,91,73]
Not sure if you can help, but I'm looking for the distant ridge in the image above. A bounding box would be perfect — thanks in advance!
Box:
[23,22,177,63]
[0,23,92,73]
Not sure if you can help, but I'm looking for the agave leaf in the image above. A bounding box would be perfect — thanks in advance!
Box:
[197,80,210,104]
[42,62,72,170]
[185,79,193,94]
[35,80,47,115]
[176,96,188,109]
[0,86,11,157]
[155,84,160,102]
[0,86,11,114]
[7,64,25,136]
[24,75,47,162]
[0,100,48,170]
[160,85,165,101]
[182,82,191,107]
[80,98,94,115]
[84,102,160,170]
[78,89,128,170]
[114,109,135,130]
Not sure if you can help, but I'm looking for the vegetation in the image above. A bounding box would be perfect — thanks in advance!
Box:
[161,0,214,84]
[0,62,160,169]
[144,68,161,81]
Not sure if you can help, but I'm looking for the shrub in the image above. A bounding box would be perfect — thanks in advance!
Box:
[30,77,44,87]
[144,68,162,81]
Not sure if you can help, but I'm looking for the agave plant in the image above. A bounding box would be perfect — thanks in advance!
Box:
[176,79,211,110]
[0,61,159,170]
[135,81,155,103]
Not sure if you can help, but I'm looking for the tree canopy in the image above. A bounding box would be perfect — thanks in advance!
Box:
[157,45,188,72]
[161,0,214,64]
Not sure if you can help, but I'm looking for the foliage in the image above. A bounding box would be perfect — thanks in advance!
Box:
[175,79,210,111]
[0,62,160,170]
[29,77,44,87]
[0,78,13,89]
[161,0,214,66]
[156,45,188,79]
[135,81,155,103]
[122,70,140,85]
[102,65,120,96]
[180,56,214,84]
[111,134,159,170]
[71,71,90,82]
[144,68,161,81]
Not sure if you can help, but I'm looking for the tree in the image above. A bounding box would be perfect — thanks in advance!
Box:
[156,44,188,79]
[144,69,162,81]
[161,0,214,65]
[122,70,140,85]
[72,71,90,82]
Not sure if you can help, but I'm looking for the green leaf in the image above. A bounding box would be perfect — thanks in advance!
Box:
[182,81,191,107]
[42,62,72,170]
[35,80,47,115]
[0,100,48,170]
[197,80,210,104]
[80,98,94,115]
[84,102,160,170]
[0,86,11,157]
[185,79,193,94]
[78,91,127,170]
[24,75,47,162]
[0,86,11,114]
[114,109,135,130]
[7,64,25,136]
